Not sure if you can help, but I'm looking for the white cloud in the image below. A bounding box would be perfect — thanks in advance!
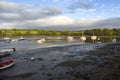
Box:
[0,16,120,30]
[0,22,17,29]
[75,18,95,26]
[0,1,62,22]
[68,0,93,11]
[0,1,120,30]
[27,16,74,27]
[0,13,20,18]
[0,1,29,12]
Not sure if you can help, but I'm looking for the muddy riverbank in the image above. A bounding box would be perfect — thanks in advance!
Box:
[0,43,120,80]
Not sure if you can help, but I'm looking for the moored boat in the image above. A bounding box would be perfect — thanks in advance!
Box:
[18,36,25,41]
[3,37,11,40]
[37,38,45,43]
[79,36,86,42]
[11,39,18,42]
[67,36,73,41]
[0,59,15,70]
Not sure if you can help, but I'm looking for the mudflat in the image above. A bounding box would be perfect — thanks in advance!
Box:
[0,43,120,80]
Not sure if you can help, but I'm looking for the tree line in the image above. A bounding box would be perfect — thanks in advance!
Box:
[0,28,120,37]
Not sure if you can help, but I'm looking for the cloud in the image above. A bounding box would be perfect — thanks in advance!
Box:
[0,15,120,30]
[0,1,120,30]
[0,13,20,20]
[0,1,62,22]
[26,16,74,27]
[92,17,120,28]
[0,1,29,13]
[67,0,93,12]
[0,22,18,29]
[41,7,62,16]
[10,16,119,30]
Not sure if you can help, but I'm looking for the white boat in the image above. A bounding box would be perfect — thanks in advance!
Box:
[79,32,86,42]
[41,38,45,42]
[37,38,45,43]
[11,39,18,42]
[0,48,16,52]
[79,36,86,42]
[37,40,43,43]
[91,36,97,40]
[19,36,25,41]
[3,37,11,43]
[0,59,15,70]
[3,37,10,40]
[112,38,116,43]
[0,48,16,58]
[91,32,97,40]
[67,36,73,41]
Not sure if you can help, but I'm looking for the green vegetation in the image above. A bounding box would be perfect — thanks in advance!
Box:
[0,28,120,37]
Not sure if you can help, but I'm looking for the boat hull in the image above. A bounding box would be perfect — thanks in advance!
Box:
[0,62,15,70]
[0,60,15,70]
[0,52,11,58]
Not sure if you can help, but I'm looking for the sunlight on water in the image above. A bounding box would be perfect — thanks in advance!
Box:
[0,39,83,51]
[0,37,119,51]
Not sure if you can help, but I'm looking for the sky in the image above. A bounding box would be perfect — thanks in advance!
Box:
[0,0,120,30]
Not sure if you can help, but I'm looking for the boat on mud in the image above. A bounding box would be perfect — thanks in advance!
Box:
[0,48,16,58]
[0,52,11,58]
[0,48,16,52]
[0,59,15,70]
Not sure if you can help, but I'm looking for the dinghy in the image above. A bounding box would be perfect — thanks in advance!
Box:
[0,48,16,58]
[0,59,15,70]
[0,52,11,58]
[0,48,16,52]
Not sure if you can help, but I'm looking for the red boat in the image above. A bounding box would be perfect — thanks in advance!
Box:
[0,59,15,70]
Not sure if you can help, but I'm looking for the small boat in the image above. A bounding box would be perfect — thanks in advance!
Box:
[3,37,11,40]
[11,39,18,42]
[0,48,16,58]
[112,38,116,43]
[0,59,15,70]
[0,52,11,58]
[79,36,86,42]
[67,36,73,41]
[91,32,97,40]
[0,48,16,52]
[37,38,45,43]
[91,36,97,40]
[19,36,25,41]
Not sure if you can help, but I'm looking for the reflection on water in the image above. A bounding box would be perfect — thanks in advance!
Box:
[86,37,120,43]
[0,39,80,51]
[0,36,120,51]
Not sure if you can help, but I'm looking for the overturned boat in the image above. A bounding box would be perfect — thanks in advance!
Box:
[0,59,15,70]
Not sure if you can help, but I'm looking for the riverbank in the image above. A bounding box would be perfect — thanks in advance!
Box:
[0,43,120,80]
